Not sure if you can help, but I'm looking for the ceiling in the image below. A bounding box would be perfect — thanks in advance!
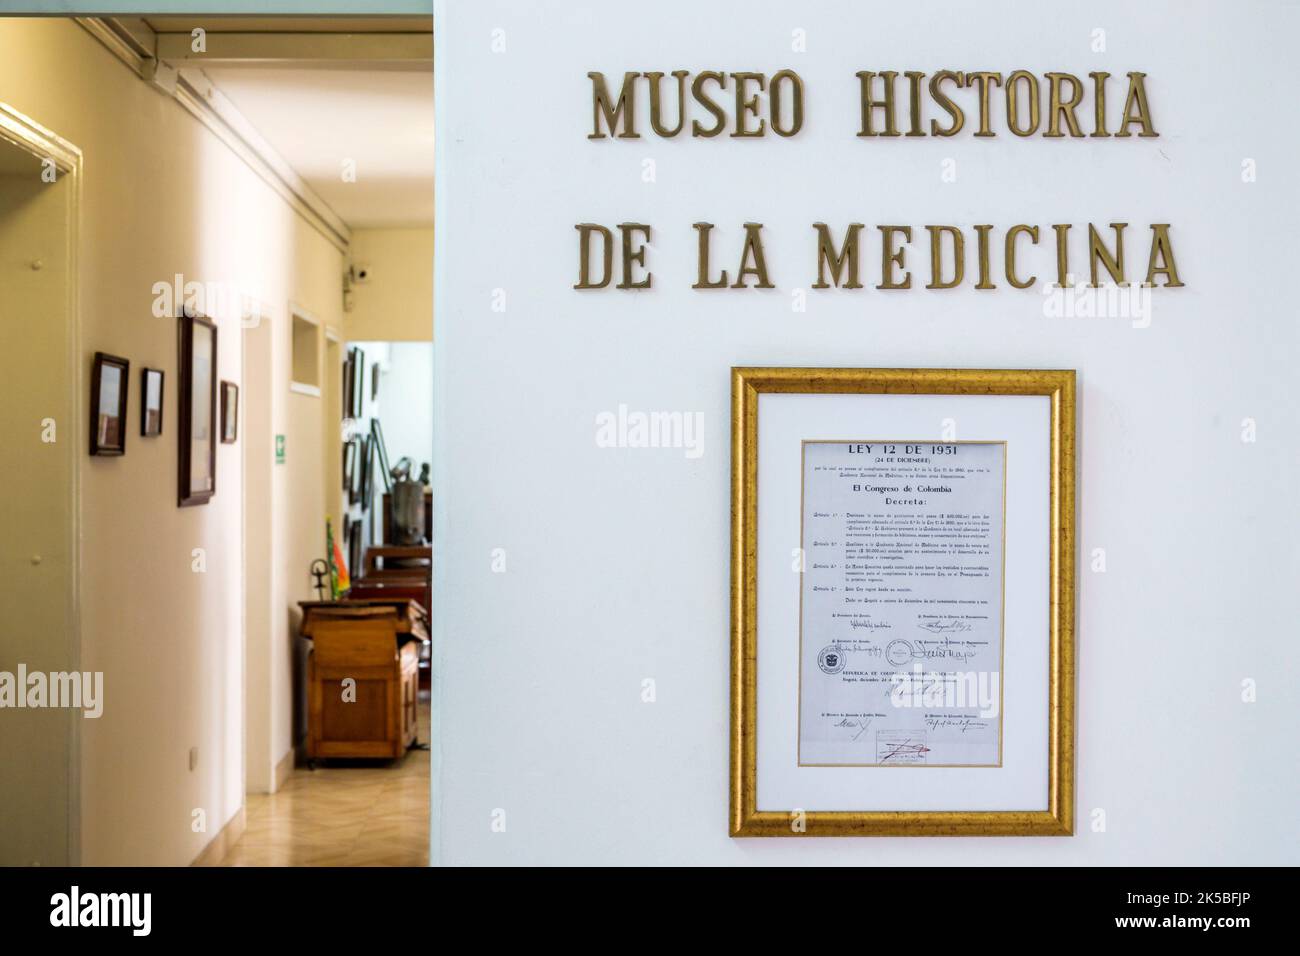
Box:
[142,16,434,230]
[204,66,433,228]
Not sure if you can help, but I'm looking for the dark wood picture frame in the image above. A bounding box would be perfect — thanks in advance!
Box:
[349,347,366,418]
[355,435,370,507]
[342,349,354,420]
[140,367,164,437]
[178,313,217,507]
[89,351,130,456]
[220,381,239,443]
[343,438,358,501]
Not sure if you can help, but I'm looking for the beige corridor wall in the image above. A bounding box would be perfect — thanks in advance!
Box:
[0,19,344,865]
[345,227,434,341]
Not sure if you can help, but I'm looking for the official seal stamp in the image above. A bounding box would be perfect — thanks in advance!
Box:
[885,639,914,667]
[817,645,846,674]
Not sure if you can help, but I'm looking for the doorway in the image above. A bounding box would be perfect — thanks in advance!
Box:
[0,105,81,866]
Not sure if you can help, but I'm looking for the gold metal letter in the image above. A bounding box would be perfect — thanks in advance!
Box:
[1052,224,1072,287]
[770,70,805,137]
[691,72,727,138]
[1116,71,1158,137]
[1046,73,1084,137]
[965,72,1003,137]
[974,224,995,289]
[1089,71,1111,138]
[1144,224,1184,287]
[812,223,865,289]
[646,70,689,137]
[733,223,774,289]
[693,222,728,288]
[929,71,966,136]
[1005,70,1040,137]
[731,72,767,138]
[574,223,614,288]
[856,71,901,137]
[877,226,912,289]
[589,71,640,139]
[926,226,965,289]
[1005,224,1039,289]
[1087,222,1127,287]
[616,223,652,289]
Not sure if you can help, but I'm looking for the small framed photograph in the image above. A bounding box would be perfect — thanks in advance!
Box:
[350,437,367,506]
[178,313,217,506]
[358,435,373,509]
[730,367,1076,837]
[342,438,358,495]
[90,352,130,456]
[140,367,164,437]
[342,351,354,420]
[350,347,366,418]
[220,381,239,443]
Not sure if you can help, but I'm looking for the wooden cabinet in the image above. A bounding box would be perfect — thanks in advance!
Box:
[300,602,424,763]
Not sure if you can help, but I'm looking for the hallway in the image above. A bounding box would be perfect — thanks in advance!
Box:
[222,698,430,867]
[0,15,434,867]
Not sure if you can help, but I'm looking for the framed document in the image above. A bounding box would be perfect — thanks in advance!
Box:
[178,312,217,507]
[730,368,1075,836]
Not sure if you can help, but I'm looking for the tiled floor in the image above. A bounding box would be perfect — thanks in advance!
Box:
[221,697,430,867]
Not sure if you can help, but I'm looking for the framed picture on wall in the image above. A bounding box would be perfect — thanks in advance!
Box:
[89,351,130,456]
[357,435,372,509]
[342,438,358,497]
[178,313,217,506]
[350,347,366,418]
[342,350,354,421]
[370,417,392,493]
[352,437,368,506]
[140,367,164,437]
[220,381,239,443]
[347,518,363,581]
[729,367,1076,837]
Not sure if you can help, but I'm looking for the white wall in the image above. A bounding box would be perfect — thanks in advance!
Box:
[434,0,1300,864]
[376,342,434,474]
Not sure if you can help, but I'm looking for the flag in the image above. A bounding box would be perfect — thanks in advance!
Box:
[326,517,349,598]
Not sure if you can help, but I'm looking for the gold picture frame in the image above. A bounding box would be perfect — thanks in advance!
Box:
[730,367,1076,837]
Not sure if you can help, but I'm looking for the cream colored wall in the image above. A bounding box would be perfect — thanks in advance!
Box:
[0,19,344,864]
[0,163,76,866]
[346,227,434,341]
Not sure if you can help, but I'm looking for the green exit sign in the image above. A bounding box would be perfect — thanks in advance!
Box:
[275,434,286,464]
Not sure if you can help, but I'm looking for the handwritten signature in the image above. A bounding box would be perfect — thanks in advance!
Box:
[917,620,973,634]
[833,716,873,741]
[924,717,988,733]
[879,739,931,762]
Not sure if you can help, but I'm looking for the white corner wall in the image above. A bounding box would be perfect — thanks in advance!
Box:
[433,0,1300,864]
